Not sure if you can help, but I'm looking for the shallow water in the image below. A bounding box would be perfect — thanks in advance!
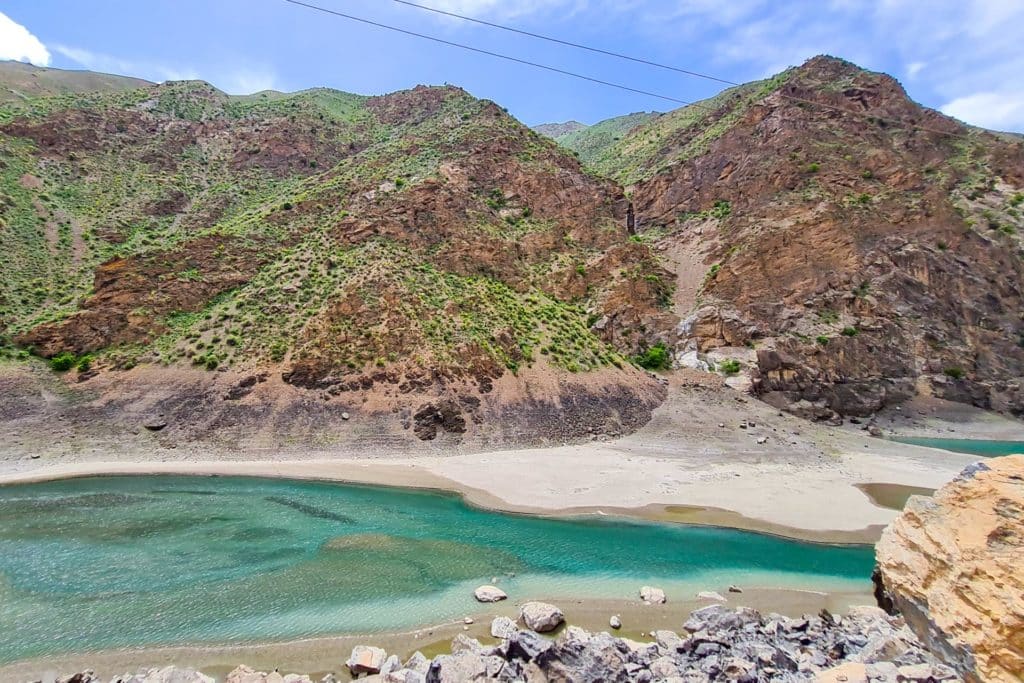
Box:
[0,476,873,663]
[891,437,1024,457]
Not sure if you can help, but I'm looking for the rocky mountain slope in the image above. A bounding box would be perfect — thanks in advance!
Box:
[875,456,1023,682]
[0,63,669,447]
[580,56,1024,419]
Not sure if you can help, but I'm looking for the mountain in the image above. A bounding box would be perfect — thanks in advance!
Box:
[596,55,1024,418]
[2,55,1022,450]
[552,111,660,170]
[0,60,152,104]
[532,121,587,138]
[0,73,669,448]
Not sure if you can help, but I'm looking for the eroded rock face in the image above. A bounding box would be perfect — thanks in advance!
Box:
[875,456,1024,682]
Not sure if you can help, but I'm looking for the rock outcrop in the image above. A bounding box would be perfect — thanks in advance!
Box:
[875,456,1024,682]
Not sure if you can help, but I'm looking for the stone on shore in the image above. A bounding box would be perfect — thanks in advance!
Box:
[697,590,727,602]
[347,645,387,675]
[473,585,507,602]
[490,615,518,639]
[609,614,622,629]
[639,585,666,604]
[519,601,564,632]
[114,668,214,683]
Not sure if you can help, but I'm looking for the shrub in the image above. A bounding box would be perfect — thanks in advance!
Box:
[841,326,859,337]
[394,177,406,188]
[806,162,820,173]
[937,240,948,251]
[281,202,293,211]
[49,352,77,372]
[1010,192,1024,207]
[75,354,94,372]
[710,200,731,219]
[268,340,287,362]
[575,264,587,276]
[634,342,671,371]
[942,366,965,379]
[816,335,829,346]
[719,358,741,375]
[862,170,873,179]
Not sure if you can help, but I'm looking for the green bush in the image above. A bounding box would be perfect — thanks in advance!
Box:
[49,352,77,372]
[718,358,741,375]
[806,162,820,173]
[75,354,94,372]
[815,335,829,346]
[841,326,858,337]
[943,366,965,379]
[634,342,671,371]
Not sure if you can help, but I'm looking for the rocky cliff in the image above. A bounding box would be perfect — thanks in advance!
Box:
[875,455,1024,682]
[588,55,1024,420]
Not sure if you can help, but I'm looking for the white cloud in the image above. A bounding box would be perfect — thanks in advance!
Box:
[408,0,589,22]
[218,70,280,95]
[0,11,50,65]
[941,91,1024,132]
[53,44,199,81]
[52,44,278,95]
[906,61,925,78]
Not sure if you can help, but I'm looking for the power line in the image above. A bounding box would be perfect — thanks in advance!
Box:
[383,0,966,138]
[283,0,964,139]
[281,0,695,106]
[388,0,740,87]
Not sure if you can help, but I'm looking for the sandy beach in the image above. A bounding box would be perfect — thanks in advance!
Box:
[2,385,1013,543]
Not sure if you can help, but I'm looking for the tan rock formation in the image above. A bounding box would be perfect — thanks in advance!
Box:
[875,455,1024,682]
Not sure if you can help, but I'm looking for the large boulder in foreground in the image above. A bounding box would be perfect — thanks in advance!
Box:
[875,456,1024,682]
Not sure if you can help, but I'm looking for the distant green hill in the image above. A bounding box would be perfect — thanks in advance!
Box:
[553,112,659,174]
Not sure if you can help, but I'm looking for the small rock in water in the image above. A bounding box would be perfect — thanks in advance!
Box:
[463,617,474,624]
[609,615,622,629]
[473,585,507,603]
[728,584,743,593]
[639,585,667,604]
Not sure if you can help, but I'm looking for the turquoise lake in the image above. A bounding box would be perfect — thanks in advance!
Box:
[0,476,874,664]
[891,437,1024,457]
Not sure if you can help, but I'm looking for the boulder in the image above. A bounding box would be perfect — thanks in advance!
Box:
[519,601,565,632]
[114,668,214,683]
[473,585,507,602]
[508,630,553,661]
[639,585,667,604]
[875,456,1024,682]
[490,616,519,639]
[609,615,622,630]
[347,645,387,675]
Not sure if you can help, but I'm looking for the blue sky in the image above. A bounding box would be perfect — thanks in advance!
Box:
[2,0,1022,131]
